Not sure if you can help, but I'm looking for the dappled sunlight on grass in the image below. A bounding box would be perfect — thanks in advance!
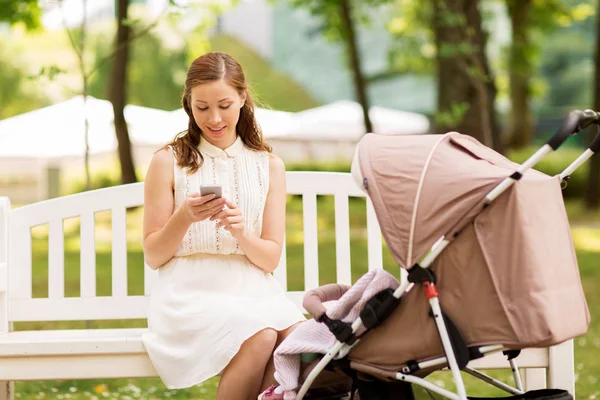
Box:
[572,226,600,253]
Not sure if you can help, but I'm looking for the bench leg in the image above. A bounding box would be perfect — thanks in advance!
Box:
[524,368,547,391]
[0,381,13,400]
[548,340,575,398]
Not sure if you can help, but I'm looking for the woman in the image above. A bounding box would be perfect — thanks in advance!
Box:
[141,52,305,400]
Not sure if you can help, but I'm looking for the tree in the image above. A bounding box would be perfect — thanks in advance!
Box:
[88,31,187,111]
[42,0,177,188]
[0,0,41,29]
[339,0,372,133]
[0,0,49,119]
[381,0,501,150]
[503,0,583,149]
[433,0,502,151]
[99,0,219,185]
[109,0,137,185]
[62,0,94,190]
[285,0,391,134]
[0,41,50,119]
[505,0,534,149]
[585,0,600,210]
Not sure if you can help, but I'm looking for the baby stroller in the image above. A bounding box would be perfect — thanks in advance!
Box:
[272,109,600,400]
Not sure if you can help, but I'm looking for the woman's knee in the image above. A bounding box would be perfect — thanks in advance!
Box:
[246,328,278,351]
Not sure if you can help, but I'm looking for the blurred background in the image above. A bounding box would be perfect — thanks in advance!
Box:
[2,1,600,399]
[2,0,600,207]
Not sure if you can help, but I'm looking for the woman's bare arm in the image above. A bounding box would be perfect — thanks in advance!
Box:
[142,148,190,269]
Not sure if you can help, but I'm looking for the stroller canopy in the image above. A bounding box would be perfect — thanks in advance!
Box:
[355,132,574,269]
[348,132,589,371]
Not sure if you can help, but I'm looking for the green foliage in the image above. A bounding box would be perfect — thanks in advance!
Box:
[496,0,597,118]
[0,40,51,119]
[82,32,319,113]
[286,160,351,173]
[87,30,187,110]
[433,101,470,127]
[30,65,68,82]
[210,35,320,111]
[63,165,148,195]
[384,0,435,78]
[537,28,594,114]
[0,0,41,29]
[283,0,394,71]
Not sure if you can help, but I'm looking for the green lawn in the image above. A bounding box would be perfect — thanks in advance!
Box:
[13,197,600,400]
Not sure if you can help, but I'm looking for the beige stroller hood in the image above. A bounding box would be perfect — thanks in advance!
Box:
[348,132,590,374]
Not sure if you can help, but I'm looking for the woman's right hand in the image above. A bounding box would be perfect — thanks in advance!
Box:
[179,193,226,225]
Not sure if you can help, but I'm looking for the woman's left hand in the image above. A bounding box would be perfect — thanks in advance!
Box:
[211,200,246,240]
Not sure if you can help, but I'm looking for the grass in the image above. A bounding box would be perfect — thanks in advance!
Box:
[12,196,600,399]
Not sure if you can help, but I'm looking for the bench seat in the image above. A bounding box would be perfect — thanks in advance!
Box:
[0,329,158,381]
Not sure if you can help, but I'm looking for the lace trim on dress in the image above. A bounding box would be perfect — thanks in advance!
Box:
[232,157,241,253]
[211,157,221,253]
[253,160,264,232]
[185,173,192,254]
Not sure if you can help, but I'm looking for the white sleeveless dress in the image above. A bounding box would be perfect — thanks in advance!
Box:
[142,136,306,389]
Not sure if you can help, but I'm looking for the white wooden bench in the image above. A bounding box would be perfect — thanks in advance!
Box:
[0,172,576,400]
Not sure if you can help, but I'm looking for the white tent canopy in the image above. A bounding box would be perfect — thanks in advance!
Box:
[0,96,430,160]
[125,104,177,146]
[0,96,177,159]
[0,96,117,158]
[288,100,430,140]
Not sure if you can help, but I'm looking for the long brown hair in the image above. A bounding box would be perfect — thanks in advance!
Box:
[166,52,271,173]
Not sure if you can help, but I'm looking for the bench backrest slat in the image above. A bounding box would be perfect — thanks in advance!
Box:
[0,198,10,332]
[302,192,319,291]
[334,193,351,285]
[2,172,388,323]
[48,219,65,298]
[112,206,128,297]
[10,220,32,300]
[80,211,97,297]
[366,198,383,271]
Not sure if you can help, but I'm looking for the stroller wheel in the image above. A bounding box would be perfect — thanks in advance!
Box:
[355,379,415,400]
[467,389,573,400]
[304,381,354,400]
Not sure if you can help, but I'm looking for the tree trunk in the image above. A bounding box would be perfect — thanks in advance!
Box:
[80,0,91,191]
[584,0,600,210]
[432,0,501,152]
[109,0,137,185]
[339,0,373,134]
[506,0,534,150]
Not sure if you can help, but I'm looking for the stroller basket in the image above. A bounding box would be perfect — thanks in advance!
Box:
[274,109,600,400]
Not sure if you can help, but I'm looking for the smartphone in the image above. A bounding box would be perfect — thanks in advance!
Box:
[200,184,222,199]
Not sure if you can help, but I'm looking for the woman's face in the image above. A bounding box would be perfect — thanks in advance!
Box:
[190,79,246,148]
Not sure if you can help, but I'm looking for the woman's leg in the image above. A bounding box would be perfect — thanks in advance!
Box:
[217,328,278,400]
[260,322,304,392]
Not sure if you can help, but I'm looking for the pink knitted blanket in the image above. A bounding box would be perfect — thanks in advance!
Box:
[273,269,400,399]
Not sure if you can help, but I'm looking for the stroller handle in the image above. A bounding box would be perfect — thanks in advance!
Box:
[547,109,599,150]
[558,111,600,181]
[303,283,351,321]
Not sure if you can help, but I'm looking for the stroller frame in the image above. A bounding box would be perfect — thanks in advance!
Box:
[297,110,600,400]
